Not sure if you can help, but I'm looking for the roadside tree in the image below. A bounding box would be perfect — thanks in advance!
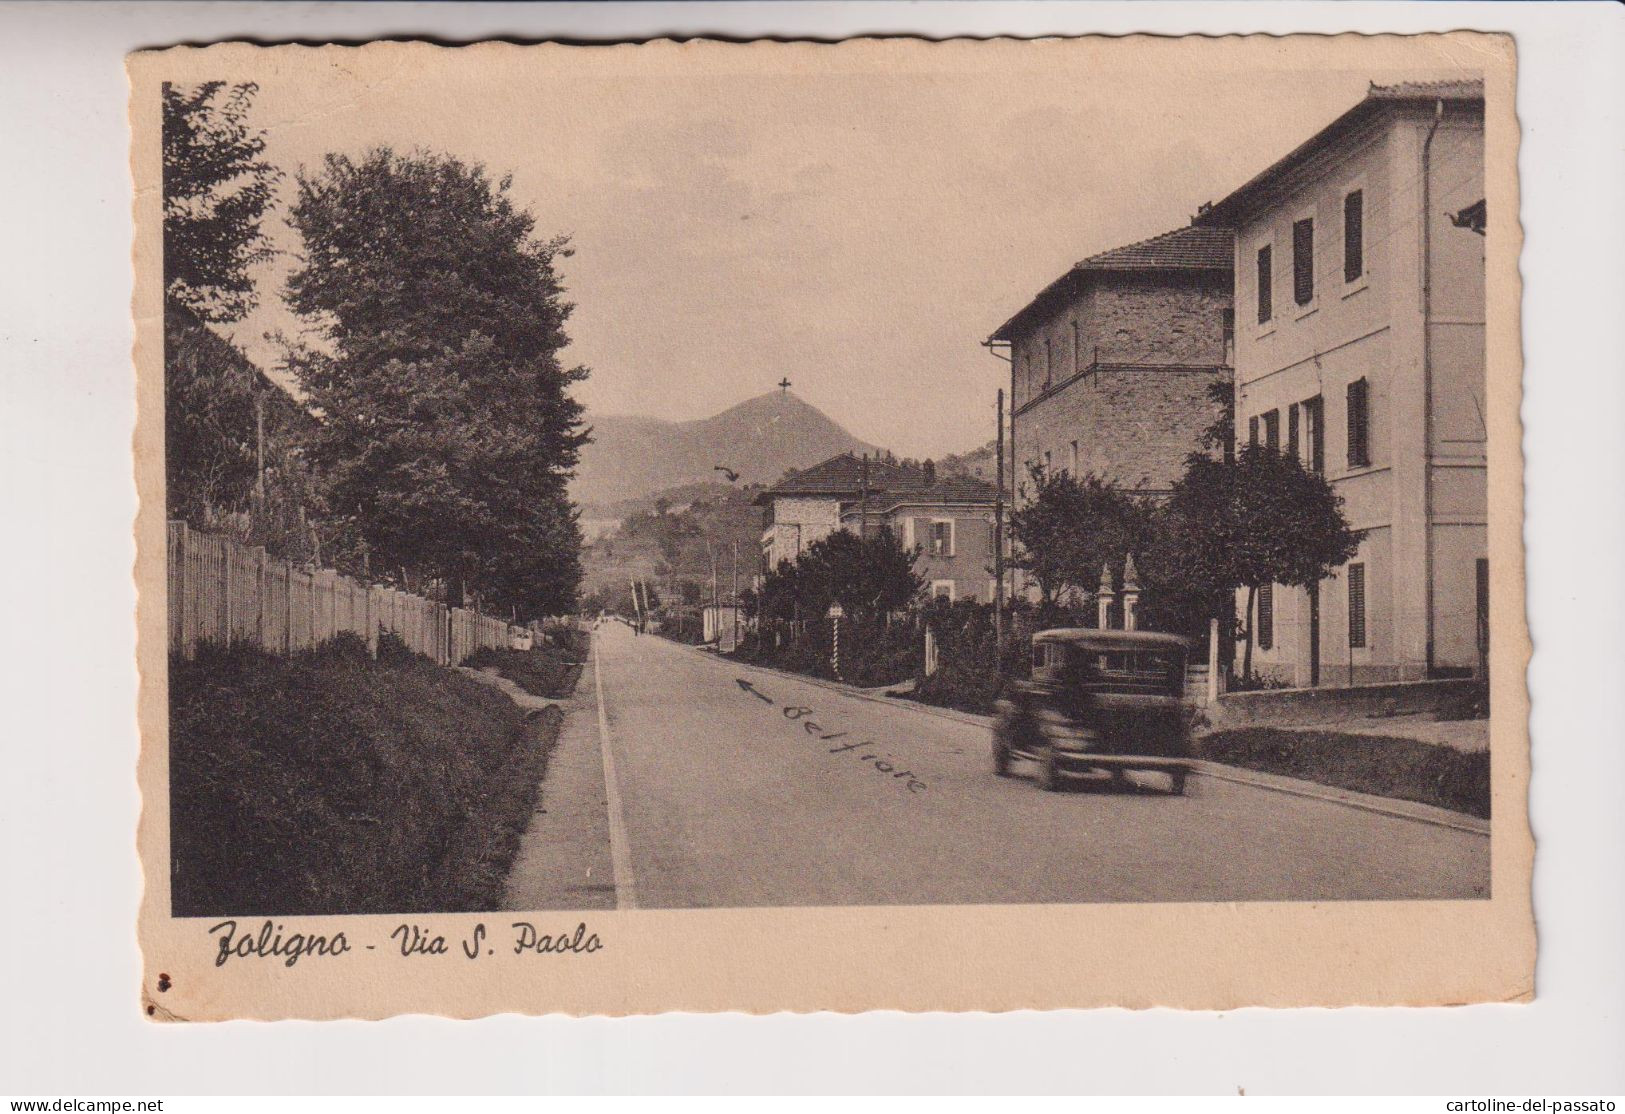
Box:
[283,148,589,617]
[1007,465,1150,609]
[162,81,282,322]
[1149,445,1361,677]
[161,82,287,526]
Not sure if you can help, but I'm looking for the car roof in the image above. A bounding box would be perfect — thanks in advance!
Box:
[1032,628,1189,651]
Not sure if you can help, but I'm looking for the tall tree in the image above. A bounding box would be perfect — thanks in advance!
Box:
[282,148,589,617]
[1151,444,1361,676]
[162,82,281,323]
[1007,465,1150,608]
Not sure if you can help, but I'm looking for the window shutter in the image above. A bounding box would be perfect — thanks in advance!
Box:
[1248,415,1259,447]
[1347,563,1367,648]
[1293,218,1314,306]
[1308,395,1325,473]
[1344,190,1364,282]
[1258,584,1274,651]
[1288,402,1301,461]
[1347,378,1370,467]
[1256,245,1272,324]
[1263,409,1280,453]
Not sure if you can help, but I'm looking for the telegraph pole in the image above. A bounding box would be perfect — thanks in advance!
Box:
[731,540,740,650]
[709,543,719,645]
[994,388,1006,658]
[254,393,266,503]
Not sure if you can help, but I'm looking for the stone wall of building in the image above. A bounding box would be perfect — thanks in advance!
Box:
[1014,366,1229,496]
[1011,272,1232,413]
[1009,273,1231,499]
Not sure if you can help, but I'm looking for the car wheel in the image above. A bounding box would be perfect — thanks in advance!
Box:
[1035,743,1061,792]
[992,736,1012,777]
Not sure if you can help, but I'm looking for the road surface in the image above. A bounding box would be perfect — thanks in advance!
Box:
[507,621,1490,909]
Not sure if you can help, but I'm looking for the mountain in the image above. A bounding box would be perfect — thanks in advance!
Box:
[571,390,879,507]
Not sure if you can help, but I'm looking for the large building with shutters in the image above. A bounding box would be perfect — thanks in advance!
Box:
[1195,79,1487,685]
[987,223,1235,611]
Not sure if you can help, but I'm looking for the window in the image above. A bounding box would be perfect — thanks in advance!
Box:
[1222,307,1235,362]
[928,520,954,557]
[1347,563,1367,648]
[1262,409,1280,453]
[1256,245,1273,324]
[1288,402,1301,461]
[1257,583,1274,651]
[1343,189,1364,283]
[1347,377,1371,468]
[1304,395,1325,473]
[1248,414,1260,447]
[1293,218,1315,306]
[931,580,956,602]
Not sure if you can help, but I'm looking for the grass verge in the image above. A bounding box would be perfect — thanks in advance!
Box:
[169,633,561,917]
[465,630,586,700]
[1195,727,1490,818]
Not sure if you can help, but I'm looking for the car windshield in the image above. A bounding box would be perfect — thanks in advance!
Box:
[1071,647,1183,691]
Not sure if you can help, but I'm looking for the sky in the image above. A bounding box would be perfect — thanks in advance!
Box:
[215,39,1465,458]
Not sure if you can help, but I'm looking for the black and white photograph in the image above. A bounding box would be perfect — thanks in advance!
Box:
[128,33,1532,1019]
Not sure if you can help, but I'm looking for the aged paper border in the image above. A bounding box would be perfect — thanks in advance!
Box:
[131,33,1531,1021]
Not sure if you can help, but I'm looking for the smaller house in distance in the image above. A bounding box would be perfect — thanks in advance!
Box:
[839,474,999,604]
[756,453,998,603]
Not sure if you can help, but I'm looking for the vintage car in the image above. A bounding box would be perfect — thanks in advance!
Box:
[992,628,1193,794]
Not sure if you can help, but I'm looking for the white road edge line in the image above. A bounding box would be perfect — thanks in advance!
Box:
[592,632,639,910]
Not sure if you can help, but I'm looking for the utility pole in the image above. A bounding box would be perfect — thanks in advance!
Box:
[859,453,869,539]
[254,393,266,503]
[731,540,740,651]
[710,543,719,645]
[994,388,1005,658]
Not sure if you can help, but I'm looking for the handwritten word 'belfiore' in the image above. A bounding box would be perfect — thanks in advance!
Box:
[512,921,603,955]
[735,678,926,792]
[209,919,350,968]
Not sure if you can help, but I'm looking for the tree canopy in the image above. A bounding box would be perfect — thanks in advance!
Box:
[757,528,923,623]
[283,148,589,617]
[1149,444,1361,673]
[1007,465,1150,607]
[162,82,282,323]
[162,82,302,536]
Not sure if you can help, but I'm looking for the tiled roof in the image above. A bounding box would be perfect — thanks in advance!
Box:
[988,225,1233,341]
[870,475,998,510]
[1195,77,1485,228]
[759,452,925,498]
[760,453,999,508]
[1074,225,1234,273]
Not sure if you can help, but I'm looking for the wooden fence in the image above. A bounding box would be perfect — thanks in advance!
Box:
[167,521,515,665]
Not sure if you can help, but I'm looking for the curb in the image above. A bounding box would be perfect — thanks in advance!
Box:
[1186,760,1490,836]
[688,646,1490,837]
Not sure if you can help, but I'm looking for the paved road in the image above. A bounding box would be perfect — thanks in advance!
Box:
[529,621,1488,909]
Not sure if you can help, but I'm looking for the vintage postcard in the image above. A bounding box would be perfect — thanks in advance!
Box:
[131,34,1531,1020]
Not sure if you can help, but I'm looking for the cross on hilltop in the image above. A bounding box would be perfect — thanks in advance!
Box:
[778,377,792,393]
